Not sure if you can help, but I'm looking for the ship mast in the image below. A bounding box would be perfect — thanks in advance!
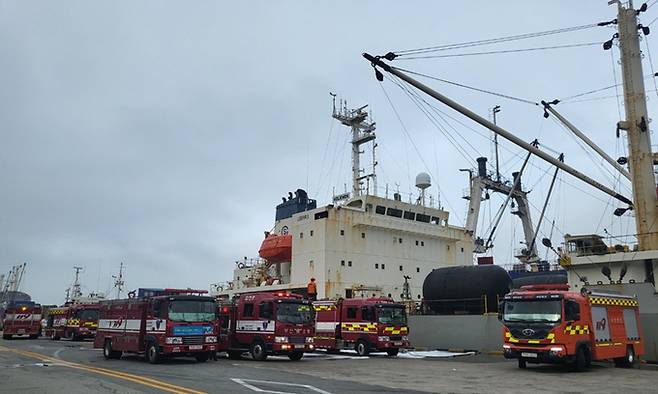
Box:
[332,97,377,197]
[614,0,658,250]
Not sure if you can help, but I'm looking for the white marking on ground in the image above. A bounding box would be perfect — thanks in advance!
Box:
[231,378,332,394]
[396,350,476,359]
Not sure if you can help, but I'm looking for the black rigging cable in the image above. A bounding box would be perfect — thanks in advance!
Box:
[394,23,599,56]
[393,66,539,106]
[397,42,601,60]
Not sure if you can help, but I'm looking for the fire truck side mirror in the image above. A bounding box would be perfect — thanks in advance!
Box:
[497,302,504,321]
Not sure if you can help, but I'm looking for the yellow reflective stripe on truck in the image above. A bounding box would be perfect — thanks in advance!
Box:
[383,326,408,335]
[564,325,590,335]
[313,305,337,311]
[341,322,377,332]
[589,297,638,307]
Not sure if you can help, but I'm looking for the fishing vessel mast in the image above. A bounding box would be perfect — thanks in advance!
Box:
[332,96,378,198]
[613,0,658,251]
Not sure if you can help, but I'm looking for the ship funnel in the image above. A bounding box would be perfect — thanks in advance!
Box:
[477,157,487,177]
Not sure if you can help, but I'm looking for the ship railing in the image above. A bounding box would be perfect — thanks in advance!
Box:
[499,262,564,273]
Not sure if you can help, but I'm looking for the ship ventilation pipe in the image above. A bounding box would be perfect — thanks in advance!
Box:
[476,157,488,177]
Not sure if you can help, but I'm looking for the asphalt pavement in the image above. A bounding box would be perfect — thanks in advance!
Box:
[0,336,656,394]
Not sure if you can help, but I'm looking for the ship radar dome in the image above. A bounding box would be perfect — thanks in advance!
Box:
[415,172,431,190]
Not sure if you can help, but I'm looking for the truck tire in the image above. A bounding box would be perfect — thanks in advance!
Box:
[146,342,161,364]
[195,353,209,362]
[614,346,636,368]
[103,339,122,360]
[250,340,268,361]
[288,351,304,361]
[518,359,527,369]
[355,339,369,357]
[29,334,39,339]
[574,346,587,372]
[386,348,399,357]
[228,350,243,360]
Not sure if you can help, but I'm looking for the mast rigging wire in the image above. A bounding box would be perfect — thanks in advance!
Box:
[393,23,600,56]
[394,66,539,106]
[397,42,601,60]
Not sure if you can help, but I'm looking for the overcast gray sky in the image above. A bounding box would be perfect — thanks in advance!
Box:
[1,1,653,303]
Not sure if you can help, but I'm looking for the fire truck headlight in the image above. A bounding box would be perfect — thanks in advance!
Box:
[503,344,511,349]
[550,346,565,353]
[378,336,390,342]
[165,337,183,345]
[402,336,409,341]
[305,337,314,344]
[205,336,217,343]
[275,336,289,343]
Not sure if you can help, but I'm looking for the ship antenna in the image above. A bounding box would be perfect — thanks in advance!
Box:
[112,262,125,299]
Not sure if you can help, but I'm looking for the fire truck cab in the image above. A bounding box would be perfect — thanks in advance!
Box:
[500,284,644,370]
[218,292,315,361]
[1,300,42,339]
[94,289,219,364]
[44,304,99,341]
[313,298,410,356]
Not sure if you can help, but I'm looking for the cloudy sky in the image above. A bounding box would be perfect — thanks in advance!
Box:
[2,1,655,303]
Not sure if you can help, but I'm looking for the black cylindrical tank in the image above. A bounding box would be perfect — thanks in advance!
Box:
[512,273,567,289]
[422,265,511,315]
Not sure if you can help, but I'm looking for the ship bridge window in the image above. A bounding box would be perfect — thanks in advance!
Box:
[386,208,403,218]
[314,211,328,220]
[347,199,363,208]
[416,213,431,223]
[403,211,415,220]
[431,216,441,225]
[375,205,386,215]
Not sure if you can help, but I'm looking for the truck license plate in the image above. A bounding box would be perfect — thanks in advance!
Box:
[189,345,203,350]
[521,352,537,358]
[17,329,25,334]
[294,344,305,349]
[393,342,402,346]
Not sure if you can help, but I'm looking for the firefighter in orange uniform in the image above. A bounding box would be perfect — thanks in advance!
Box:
[307,278,317,301]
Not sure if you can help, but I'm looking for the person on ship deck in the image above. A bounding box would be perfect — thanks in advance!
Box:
[307,278,317,301]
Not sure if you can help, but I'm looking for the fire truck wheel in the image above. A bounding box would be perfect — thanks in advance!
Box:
[614,346,636,368]
[355,339,370,357]
[386,348,399,357]
[574,346,588,372]
[288,351,304,361]
[250,340,268,361]
[517,359,527,369]
[146,342,161,364]
[51,332,60,341]
[228,350,243,360]
[103,340,122,359]
[29,334,39,339]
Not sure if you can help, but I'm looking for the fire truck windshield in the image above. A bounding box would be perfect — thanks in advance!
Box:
[168,300,216,323]
[377,306,407,325]
[75,309,98,321]
[276,302,314,324]
[503,300,561,323]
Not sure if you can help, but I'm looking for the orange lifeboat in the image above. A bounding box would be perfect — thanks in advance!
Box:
[258,233,292,263]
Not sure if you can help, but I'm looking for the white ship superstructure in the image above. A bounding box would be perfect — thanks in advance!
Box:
[216,102,473,300]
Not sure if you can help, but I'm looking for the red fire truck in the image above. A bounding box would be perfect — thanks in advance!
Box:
[500,284,644,370]
[1,300,42,339]
[44,304,99,340]
[94,289,219,364]
[313,298,410,356]
[218,292,315,361]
